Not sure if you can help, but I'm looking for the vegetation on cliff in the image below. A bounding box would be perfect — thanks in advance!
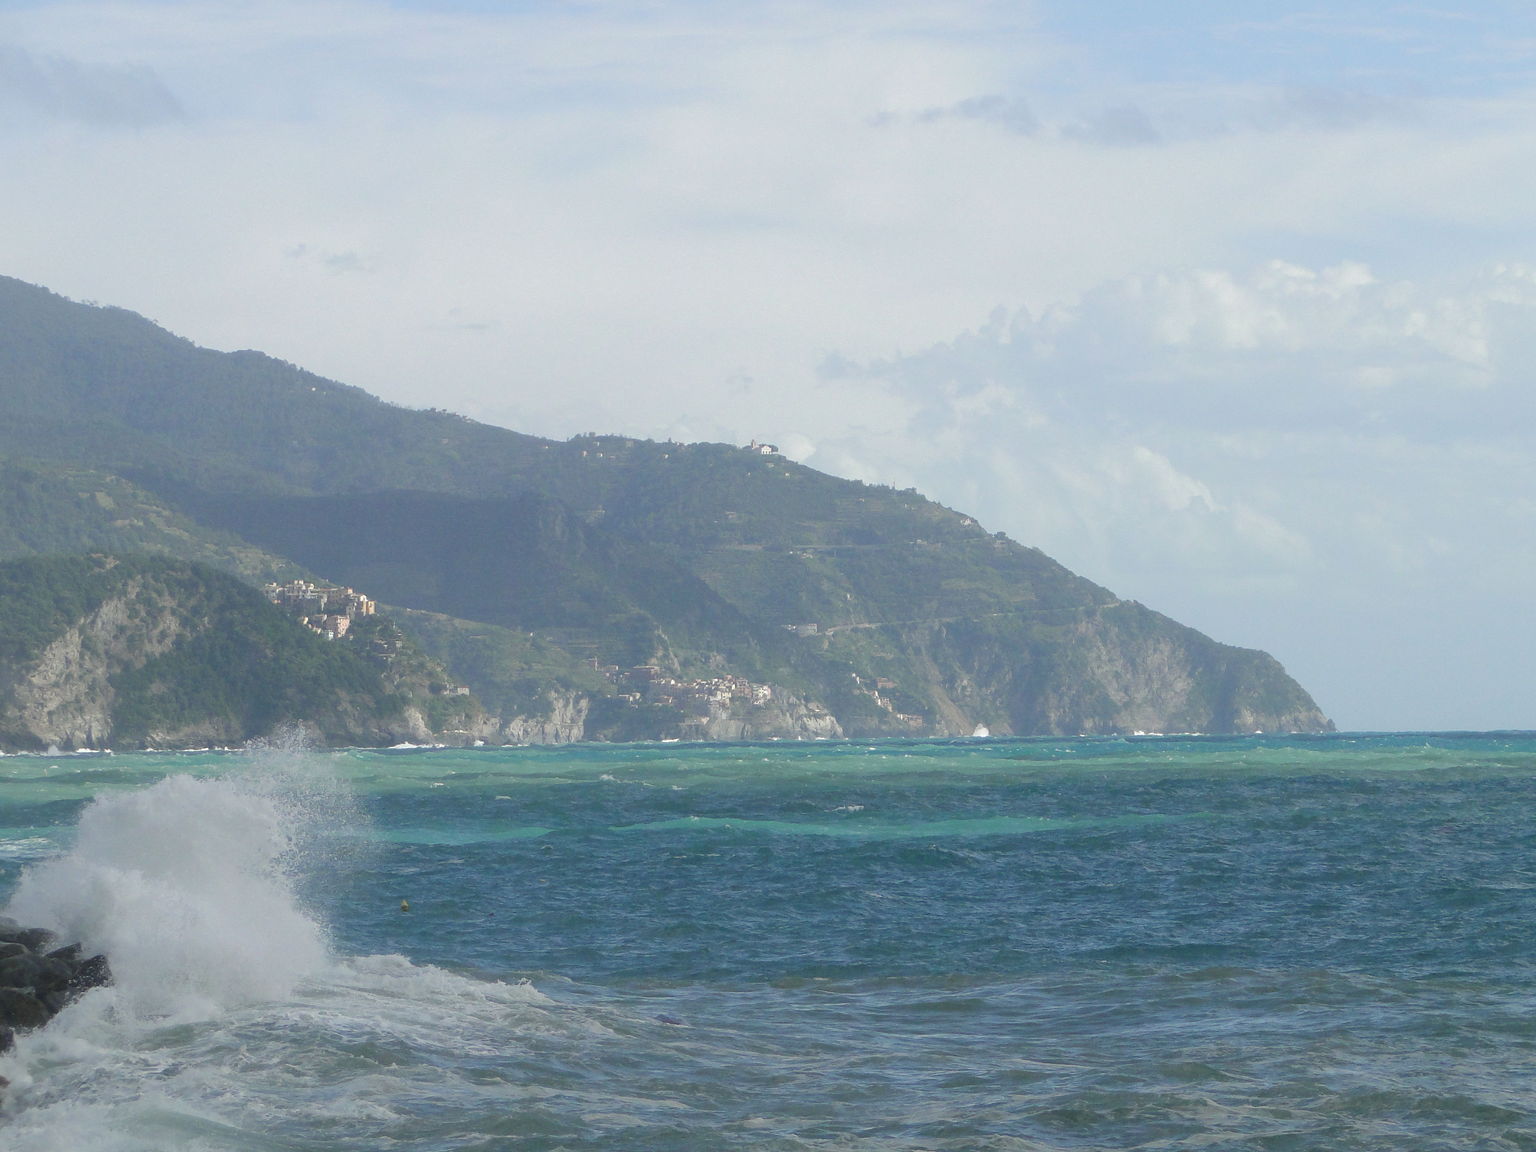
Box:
[0,276,1334,739]
[0,554,478,751]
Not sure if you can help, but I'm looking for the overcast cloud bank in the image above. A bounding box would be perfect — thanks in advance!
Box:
[800,262,1536,728]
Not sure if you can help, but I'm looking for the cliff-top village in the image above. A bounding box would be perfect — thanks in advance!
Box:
[263,580,376,640]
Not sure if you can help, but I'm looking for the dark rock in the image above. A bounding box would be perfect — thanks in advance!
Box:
[45,942,82,966]
[68,954,112,997]
[30,957,74,994]
[0,951,42,989]
[0,920,113,1066]
[23,928,59,952]
[0,927,58,952]
[0,988,51,1029]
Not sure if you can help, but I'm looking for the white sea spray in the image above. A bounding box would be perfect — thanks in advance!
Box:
[3,731,354,1019]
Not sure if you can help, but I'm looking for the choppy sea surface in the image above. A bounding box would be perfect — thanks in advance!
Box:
[2,732,1536,1150]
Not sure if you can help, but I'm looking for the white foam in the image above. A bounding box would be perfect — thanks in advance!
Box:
[0,948,583,1150]
[0,739,632,1150]
[3,742,352,1020]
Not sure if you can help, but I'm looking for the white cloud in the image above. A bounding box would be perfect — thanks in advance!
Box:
[1062,103,1161,146]
[802,260,1536,729]
[908,93,1040,134]
[0,42,181,125]
[0,2,1535,726]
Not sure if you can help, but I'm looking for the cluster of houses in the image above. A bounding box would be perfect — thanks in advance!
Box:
[850,672,925,728]
[263,580,467,698]
[587,660,921,728]
[263,579,377,641]
[592,661,776,715]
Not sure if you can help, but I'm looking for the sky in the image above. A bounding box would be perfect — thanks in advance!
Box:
[0,1,1534,731]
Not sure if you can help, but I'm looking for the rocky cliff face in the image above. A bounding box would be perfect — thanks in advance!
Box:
[497,690,591,745]
[825,603,1332,738]
[679,692,844,742]
[0,555,476,752]
[488,688,844,744]
[473,600,1331,746]
[998,606,1333,735]
[0,555,1329,751]
[0,577,182,748]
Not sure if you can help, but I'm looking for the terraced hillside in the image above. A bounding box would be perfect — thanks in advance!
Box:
[0,276,1332,739]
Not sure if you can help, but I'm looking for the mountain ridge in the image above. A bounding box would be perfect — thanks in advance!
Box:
[0,275,1333,741]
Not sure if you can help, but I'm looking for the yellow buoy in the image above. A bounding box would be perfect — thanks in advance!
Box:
[400,899,411,912]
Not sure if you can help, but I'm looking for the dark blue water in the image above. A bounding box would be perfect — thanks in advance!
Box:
[3,733,1536,1149]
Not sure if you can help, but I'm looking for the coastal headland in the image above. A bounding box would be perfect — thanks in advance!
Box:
[0,275,1331,748]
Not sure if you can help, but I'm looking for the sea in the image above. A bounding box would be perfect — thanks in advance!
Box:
[1,732,1535,1150]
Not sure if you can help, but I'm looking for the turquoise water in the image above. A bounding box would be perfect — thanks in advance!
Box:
[1,733,1535,1149]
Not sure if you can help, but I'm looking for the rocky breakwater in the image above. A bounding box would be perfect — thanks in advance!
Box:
[0,916,111,1059]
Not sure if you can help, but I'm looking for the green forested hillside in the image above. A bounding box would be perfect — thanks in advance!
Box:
[0,462,298,578]
[0,554,479,750]
[0,276,1334,738]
